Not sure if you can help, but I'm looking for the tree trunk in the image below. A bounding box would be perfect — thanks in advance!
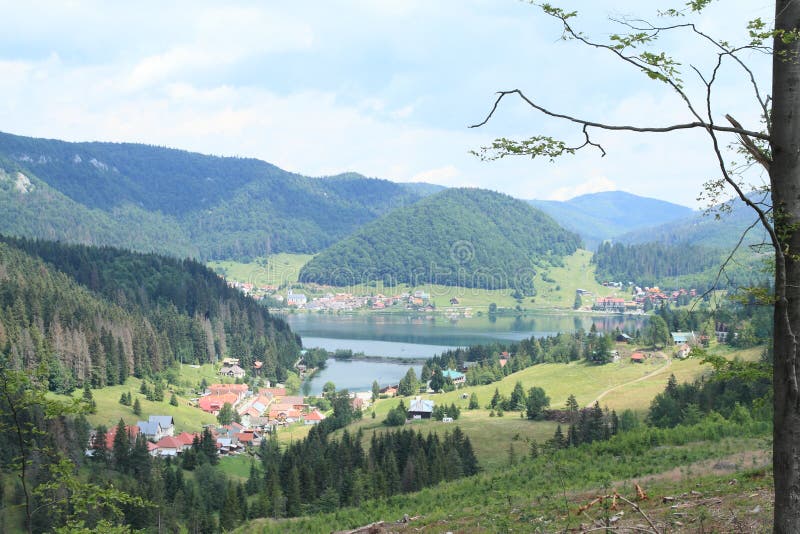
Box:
[771,2,800,531]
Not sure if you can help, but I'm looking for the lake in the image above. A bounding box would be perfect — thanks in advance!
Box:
[285,312,645,394]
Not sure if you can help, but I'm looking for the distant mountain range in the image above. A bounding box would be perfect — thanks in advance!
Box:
[0,131,762,281]
[0,131,420,260]
[299,188,581,291]
[528,191,694,250]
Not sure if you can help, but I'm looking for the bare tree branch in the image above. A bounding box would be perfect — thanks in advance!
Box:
[469,89,770,140]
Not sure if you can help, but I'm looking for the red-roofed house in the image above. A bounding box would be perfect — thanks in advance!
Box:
[175,432,197,451]
[631,352,645,363]
[236,432,255,446]
[259,387,287,398]
[304,410,326,425]
[209,384,249,402]
[103,425,140,450]
[198,393,240,414]
[152,436,183,457]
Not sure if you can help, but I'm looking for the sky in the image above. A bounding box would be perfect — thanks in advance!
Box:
[0,1,773,207]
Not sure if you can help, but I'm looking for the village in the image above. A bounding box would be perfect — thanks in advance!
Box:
[587,285,698,313]
[85,355,469,461]
[225,280,472,314]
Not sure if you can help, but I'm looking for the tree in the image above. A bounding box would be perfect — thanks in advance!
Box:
[525,386,550,420]
[468,392,479,410]
[132,397,142,416]
[112,419,130,473]
[322,381,336,398]
[170,393,178,406]
[398,368,418,397]
[217,402,237,426]
[472,3,799,526]
[371,380,380,402]
[284,373,301,395]
[648,314,671,350]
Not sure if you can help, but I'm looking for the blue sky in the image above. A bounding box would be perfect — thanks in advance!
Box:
[0,1,772,207]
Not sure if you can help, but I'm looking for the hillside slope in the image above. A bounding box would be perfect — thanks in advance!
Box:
[0,236,300,390]
[299,188,582,292]
[0,132,420,260]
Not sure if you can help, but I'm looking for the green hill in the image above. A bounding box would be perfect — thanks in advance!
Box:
[0,236,300,390]
[0,132,420,260]
[298,188,581,292]
[529,190,693,249]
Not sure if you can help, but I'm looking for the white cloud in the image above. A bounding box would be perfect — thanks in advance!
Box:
[409,165,460,186]
[548,176,618,201]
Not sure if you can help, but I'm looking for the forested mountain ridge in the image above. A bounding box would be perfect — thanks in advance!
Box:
[528,191,693,249]
[0,236,300,392]
[0,131,421,260]
[616,194,769,249]
[299,188,582,292]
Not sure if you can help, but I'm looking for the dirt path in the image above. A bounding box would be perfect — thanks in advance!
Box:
[587,355,671,407]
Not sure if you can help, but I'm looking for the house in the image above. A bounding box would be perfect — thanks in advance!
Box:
[449,297,460,305]
[408,397,434,419]
[676,343,691,359]
[380,385,398,397]
[286,290,307,307]
[253,360,263,375]
[461,361,479,372]
[198,393,240,414]
[304,410,326,425]
[616,333,633,343]
[175,432,197,452]
[671,332,696,345]
[209,384,249,402]
[260,387,287,398]
[136,415,174,441]
[630,352,645,363]
[594,297,626,313]
[715,322,730,343]
[151,436,182,457]
[95,424,140,452]
[218,364,246,379]
[442,369,466,385]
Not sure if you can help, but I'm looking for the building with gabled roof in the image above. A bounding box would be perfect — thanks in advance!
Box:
[408,397,434,419]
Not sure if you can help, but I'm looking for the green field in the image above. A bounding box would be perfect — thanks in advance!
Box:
[207,249,624,312]
[340,344,760,471]
[208,253,314,288]
[54,367,227,433]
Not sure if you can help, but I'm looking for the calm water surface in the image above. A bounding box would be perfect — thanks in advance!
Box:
[286,312,645,394]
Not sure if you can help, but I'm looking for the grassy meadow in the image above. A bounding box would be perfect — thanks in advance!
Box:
[206,249,627,312]
[330,344,760,471]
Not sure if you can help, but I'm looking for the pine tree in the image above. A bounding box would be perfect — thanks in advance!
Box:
[490,387,501,408]
[112,419,130,473]
[133,397,142,416]
[468,392,479,410]
[169,393,178,406]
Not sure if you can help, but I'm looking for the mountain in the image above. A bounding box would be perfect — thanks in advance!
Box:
[0,236,300,391]
[0,132,421,260]
[528,191,693,249]
[593,194,772,289]
[298,187,582,292]
[616,194,770,249]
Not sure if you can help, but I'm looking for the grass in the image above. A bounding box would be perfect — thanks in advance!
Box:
[206,249,626,312]
[240,417,771,533]
[340,344,761,471]
[218,454,256,481]
[207,253,314,288]
[52,365,236,433]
